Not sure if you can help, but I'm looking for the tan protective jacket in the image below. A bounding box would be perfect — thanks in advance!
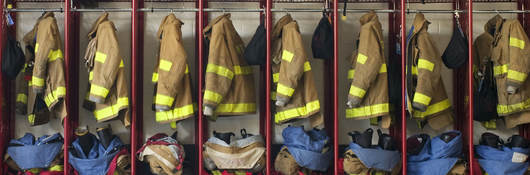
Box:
[23,12,67,125]
[203,14,256,118]
[152,14,194,124]
[346,12,391,128]
[406,13,453,130]
[271,14,322,126]
[84,13,130,126]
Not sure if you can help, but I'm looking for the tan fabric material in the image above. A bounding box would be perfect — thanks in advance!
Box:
[346,12,391,128]
[505,111,530,128]
[203,137,265,170]
[145,155,181,175]
[152,14,194,123]
[406,13,453,129]
[448,162,467,175]
[342,149,401,175]
[271,14,322,127]
[202,14,256,118]
[138,144,184,175]
[83,13,130,127]
[274,147,300,175]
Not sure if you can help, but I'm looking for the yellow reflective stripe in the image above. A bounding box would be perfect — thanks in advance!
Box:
[170,122,177,129]
[494,64,508,76]
[370,117,378,125]
[234,171,246,175]
[90,84,110,98]
[348,69,355,79]
[483,120,497,129]
[379,64,387,73]
[411,66,418,75]
[44,86,66,107]
[204,90,223,104]
[185,64,189,74]
[275,100,320,123]
[89,71,94,81]
[156,104,194,122]
[152,72,159,83]
[216,103,256,113]
[28,168,40,173]
[510,37,525,49]
[374,172,384,175]
[346,103,389,118]
[282,50,294,62]
[159,59,173,71]
[95,51,107,63]
[28,80,32,86]
[357,53,368,64]
[119,60,124,68]
[413,92,431,106]
[16,93,27,104]
[273,73,279,83]
[206,64,234,79]
[48,49,63,62]
[413,99,451,118]
[155,94,175,106]
[28,114,35,125]
[507,69,527,82]
[212,171,222,175]
[34,43,39,53]
[497,98,530,115]
[48,165,63,171]
[349,85,366,98]
[94,97,129,120]
[32,76,44,87]
[234,65,253,75]
[418,59,434,71]
[277,83,295,97]
[271,91,277,100]
[304,61,311,72]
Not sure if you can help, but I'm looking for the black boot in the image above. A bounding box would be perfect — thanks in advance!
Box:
[171,131,178,140]
[440,132,459,143]
[407,134,430,155]
[377,129,396,150]
[96,124,114,149]
[241,129,254,138]
[506,135,529,148]
[75,126,94,156]
[348,128,373,148]
[479,132,503,149]
[213,131,235,144]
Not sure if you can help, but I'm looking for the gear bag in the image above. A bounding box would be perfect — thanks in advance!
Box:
[2,35,25,80]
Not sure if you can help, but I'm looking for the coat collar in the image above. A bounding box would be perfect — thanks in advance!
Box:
[412,13,430,34]
[359,11,378,25]
[203,13,231,40]
[157,14,183,39]
[484,15,503,36]
[87,12,110,39]
[272,14,294,39]
[41,12,54,19]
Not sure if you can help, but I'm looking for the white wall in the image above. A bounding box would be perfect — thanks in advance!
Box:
[12,2,521,146]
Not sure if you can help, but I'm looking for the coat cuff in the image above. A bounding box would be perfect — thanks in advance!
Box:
[412,102,427,112]
[506,80,522,89]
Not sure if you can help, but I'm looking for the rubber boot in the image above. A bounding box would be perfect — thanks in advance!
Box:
[75,125,94,156]
[377,129,396,150]
[479,132,503,149]
[213,131,234,144]
[241,129,254,138]
[506,135,529,148]
[97,124,113,149]
[348,128,373,148]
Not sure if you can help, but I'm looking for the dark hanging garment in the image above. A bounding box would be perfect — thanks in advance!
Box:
[311,13,333,60]
[442,23,468,69]
[2,35,26,80]
[243,18,266,66]
[474,61,498,122]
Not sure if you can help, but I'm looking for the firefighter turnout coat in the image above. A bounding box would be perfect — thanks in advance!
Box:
[152,14,194,124]
[202,14,256,119]
[346,11,391,128]
[22,12,67,125]
[406,13,453,130]
[83,13,130,126]
[271,14,322,126]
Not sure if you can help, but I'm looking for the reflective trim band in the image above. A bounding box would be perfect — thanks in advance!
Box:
[155,94,175,106]
[156,104,194,122]
[16,94,27,104]
[275,100,320,123]
[277,83,295,97]
[507,69,527,82]
[411,66,418,75]
[48,49,63,62]
[370,117,378,125]
[346,103,389,118]
[413,99,451,118]
[34,43,39,53]
[379,64,387,73]
[185,64,189,74]
[152,72,159,82]
[95,51,107,63]
[349,86,366,98]
[282,50,294,62]
[234,65,253,75]
[304,61,311,71]
[204,90,223,104]
[348,69,355,79]
[89,71,94,81]
[170,122,177,129]
[28,114,35,125]
[119,60,124,68]
[212,171,222,175]
[483,120,497,129]
[271,92,277,100]
[510,37,525,49]
[206,64,234,79]
[357,53,368,64]
[494,64,508,76]
[44,86,66,107]
[32,76,44,87]
[413,92,431,106]
[234,171,246,175]
[94,97,129,120]
[374,172,384,175]
[28,80,32,86]
[90,84,110,98]
[497,98,530,115]
[48,165,63,171]
[159,59,173,71]
[418,59,434,71]
[273,73,279,83]
[216,103,256,113]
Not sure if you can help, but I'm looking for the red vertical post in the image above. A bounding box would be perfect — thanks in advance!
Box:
[64,0,75,174]
[388,0,400,140]
[259,0,266,138]
[131,0,144,174]
[0,0,5,173]
[332,0,338,174]
[400,0,407,173]
[197,0,205,173]
[467,0,474,174]
[517,0,530,139]
[265,0,272,174]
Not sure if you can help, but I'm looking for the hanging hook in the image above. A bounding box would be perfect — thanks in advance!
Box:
[103,8,107,13]
[495,9,499,15]
[223,8,226,14]
[170,8,174,14]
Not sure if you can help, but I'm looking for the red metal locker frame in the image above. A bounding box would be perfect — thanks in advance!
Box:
[332,0,338,174]
[197,0,206,173]
[517,0,530,140]
[265,0,272,174]
[0,0,6,172]
[131,0,144,174]
[400,0,407,173]
[466,0,474,174]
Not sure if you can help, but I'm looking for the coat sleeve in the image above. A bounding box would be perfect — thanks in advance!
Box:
[154,24,188,111]
[203,25,234,109]
[348,26,384,104]
[276,24,306,103]
[506,21,530,90]
[88,22,122,104]
[412,34,442,111]
[32,18,59,93]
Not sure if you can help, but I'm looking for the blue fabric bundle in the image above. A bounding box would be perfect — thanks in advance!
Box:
[407,131,462,175]
[7,133,63,170]
[476,145,530,175]
[282,126,332,172]
[68,133,123,175]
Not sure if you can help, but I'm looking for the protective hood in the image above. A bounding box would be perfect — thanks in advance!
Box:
[68,133,123,175]
[347,142,400,172]
[407,131,462,175]
[476,145,530,175]
[283,126,332,171]
[7,133,63,170]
